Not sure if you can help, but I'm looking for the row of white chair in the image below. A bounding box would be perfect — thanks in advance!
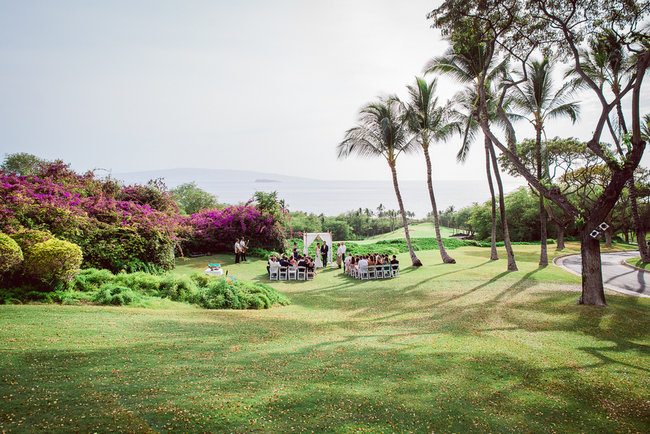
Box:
[348,264,399,280]
[269,266,314,281]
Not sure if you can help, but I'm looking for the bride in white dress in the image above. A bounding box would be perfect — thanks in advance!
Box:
[314,243,323,268]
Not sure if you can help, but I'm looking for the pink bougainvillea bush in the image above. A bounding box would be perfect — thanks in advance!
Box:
[0,163,186,273]
[185,205,287,255]
[1,162,290,276]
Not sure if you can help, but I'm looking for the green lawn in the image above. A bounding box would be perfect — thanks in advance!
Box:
[626,257,650,271]
[1,245,649,432]
[352,222,456,244]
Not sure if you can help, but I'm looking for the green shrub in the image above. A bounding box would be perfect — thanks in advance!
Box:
[11,229,52,251]
[22,238,83,286]
[112,272,161,295]
[158,275,200,303]
[93,283,141,306]
[0,233,23,274]
[199,278,290,310]
[74,268,115,292]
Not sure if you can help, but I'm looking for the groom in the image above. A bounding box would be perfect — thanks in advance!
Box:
[321,242,329,266]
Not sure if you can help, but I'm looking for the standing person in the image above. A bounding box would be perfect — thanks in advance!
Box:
[321,242,329,266]
[292,242,299,260]
[335,243,343,269]
[234,238,241,264]
[314,243,323,268]
[240,237,247,262]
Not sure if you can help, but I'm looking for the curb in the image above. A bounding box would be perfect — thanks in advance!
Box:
[620,258,650,274]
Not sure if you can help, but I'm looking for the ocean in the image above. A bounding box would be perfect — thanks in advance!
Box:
[116,169,523,218]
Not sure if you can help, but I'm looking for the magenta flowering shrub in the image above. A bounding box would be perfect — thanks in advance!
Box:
[186,205,286,254]
[0,163,187,273]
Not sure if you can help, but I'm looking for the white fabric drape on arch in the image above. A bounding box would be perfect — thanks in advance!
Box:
[302,232,333,265]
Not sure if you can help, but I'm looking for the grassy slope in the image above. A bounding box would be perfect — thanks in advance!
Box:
[1,245,649,432]
[353,222,456,244]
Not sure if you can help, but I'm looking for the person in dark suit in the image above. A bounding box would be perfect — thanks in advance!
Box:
[279,255,292,267]
[321,242,329,266]
[390,255,399,265]
[297,255,308,268]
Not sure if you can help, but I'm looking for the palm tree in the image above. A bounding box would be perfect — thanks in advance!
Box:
[512,58,580,266]
[427,48,518,271]
[406,77,458,264]
[338,96,423,266]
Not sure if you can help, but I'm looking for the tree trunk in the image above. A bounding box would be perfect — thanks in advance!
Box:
[536,128,548,266]
[485,137,498,260]
[628,179,650,263]
[488,142,518,271]
[423,144,455,264]
[389,161,422,266]
[579,229,606,306]
[556,223,565,250]
[604,226,613,247]
[624,230,629,244]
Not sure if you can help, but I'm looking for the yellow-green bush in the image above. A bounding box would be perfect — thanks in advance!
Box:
[0,233,23,274]
[22,238,83,285]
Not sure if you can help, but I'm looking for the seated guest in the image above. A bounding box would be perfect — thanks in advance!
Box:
[279,255,292,267]
[390,255,399,265]
[290,256,297,266]
[344,253,352,272]
[297,256,308,268]
[368,254,376,266]
[269,257,281,274]
[358,255,369,271]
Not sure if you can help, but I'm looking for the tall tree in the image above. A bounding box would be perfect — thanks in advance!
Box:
[429,0,650,305]
[427,50,518,270]
[567,32,649,263]
[1,153,47,175]
[511,57,580,265]
[406,77,457,264]
[337,96,423,266]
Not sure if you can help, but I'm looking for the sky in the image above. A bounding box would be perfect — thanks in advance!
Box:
[0,0,648,185]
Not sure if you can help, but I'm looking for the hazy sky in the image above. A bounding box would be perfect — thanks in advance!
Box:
[1,0,648,183]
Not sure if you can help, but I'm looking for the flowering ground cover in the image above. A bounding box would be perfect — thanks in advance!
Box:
[1,245,649,432]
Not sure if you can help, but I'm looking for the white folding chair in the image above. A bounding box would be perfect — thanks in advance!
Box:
[368,265,376,279]
[359,266,369,280]
[375,265,384,279]
[297,266,306,280]
[279,266,288,280]
[307,268,315,280]
[269,268,279,280]
[391,264,399,277]
[288,267,297,280]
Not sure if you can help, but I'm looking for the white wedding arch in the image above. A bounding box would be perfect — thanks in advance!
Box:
[302,232,333,265]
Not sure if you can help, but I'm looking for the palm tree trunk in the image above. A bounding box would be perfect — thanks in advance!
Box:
[579,228,606,306]
[488,142,518,271]
[484,136,498,260]
[422,144,455,264]
[536,128,548,266]
[628,178,650,262]
[389,161,422,266]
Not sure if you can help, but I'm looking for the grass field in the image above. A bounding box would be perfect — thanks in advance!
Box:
[353,222,456,244]
[627,257,650,271]
[1,244,649,432]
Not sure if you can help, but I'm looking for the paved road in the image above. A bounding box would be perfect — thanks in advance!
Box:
[554,251,649,297]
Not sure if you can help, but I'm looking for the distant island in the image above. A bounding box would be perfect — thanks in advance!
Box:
[255,179,280,183]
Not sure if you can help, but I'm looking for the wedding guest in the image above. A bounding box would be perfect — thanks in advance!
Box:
[298,256,308,268]
[240,237,247,262]
[269,257,281,275]
[390,255,399,265]
[292,242,299,260]
[234,238,241,264]
[279,255,292,267]
[344,253,352,272]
